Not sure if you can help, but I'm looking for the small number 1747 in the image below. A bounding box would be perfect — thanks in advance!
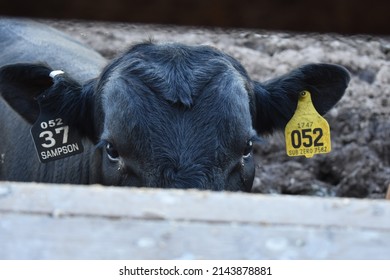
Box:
[297,122,313,129]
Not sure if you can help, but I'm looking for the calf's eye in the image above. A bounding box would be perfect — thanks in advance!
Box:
[106,142,120,161]
[243,140,253,159]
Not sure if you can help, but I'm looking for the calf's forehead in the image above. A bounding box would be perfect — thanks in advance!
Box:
[103,71,253,139]
[100,43,255,153]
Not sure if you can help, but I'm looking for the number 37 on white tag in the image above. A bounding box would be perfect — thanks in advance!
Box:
[31,116,84,163]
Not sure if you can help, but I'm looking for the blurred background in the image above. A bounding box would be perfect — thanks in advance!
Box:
[1,0,390,35]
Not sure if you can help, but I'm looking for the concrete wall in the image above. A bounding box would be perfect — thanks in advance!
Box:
[1,181,389,259]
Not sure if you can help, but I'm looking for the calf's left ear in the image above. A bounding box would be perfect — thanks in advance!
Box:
[252,63,350,134]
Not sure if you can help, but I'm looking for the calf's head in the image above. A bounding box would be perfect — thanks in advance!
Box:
[0,42,350,191]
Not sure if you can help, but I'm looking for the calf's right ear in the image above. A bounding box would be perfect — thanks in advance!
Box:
[0,63,97,140]
[0,63,53,123]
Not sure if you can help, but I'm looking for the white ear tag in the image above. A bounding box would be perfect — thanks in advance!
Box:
[49,70,65,78]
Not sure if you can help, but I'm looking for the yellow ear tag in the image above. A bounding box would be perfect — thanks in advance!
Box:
[285,91,331,158]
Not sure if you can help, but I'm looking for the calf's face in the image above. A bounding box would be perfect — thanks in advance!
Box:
[97,44,256,191]
[0,42,350,191]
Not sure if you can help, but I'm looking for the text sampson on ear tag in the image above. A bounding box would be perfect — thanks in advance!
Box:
[30,101,84,163]
[285,90,331,158]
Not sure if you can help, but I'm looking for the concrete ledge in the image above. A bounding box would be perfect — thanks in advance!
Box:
[0,181,389,259]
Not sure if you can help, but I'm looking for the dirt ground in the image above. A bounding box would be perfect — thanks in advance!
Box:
[44,19,390,199]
